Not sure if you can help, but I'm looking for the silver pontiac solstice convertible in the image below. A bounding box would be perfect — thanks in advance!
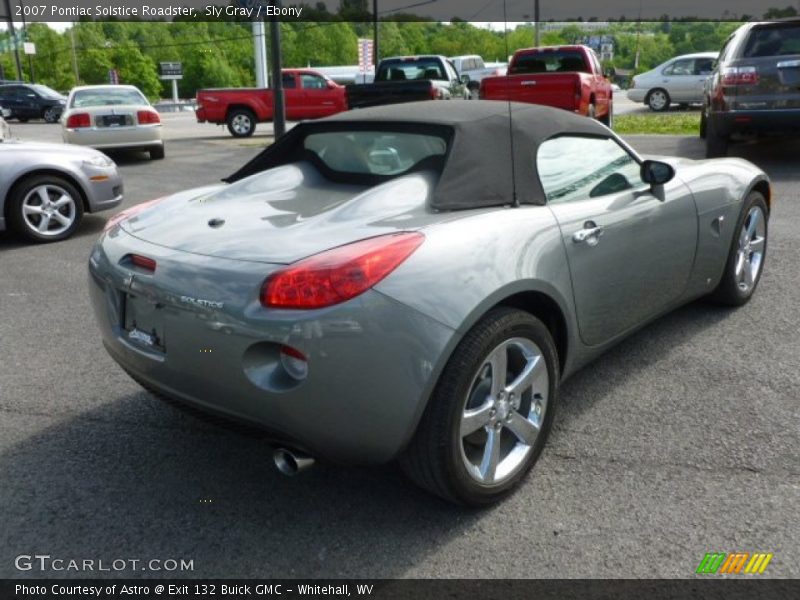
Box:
[89,102,770,505]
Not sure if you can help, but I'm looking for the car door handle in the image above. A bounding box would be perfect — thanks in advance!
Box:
[572,224,604,246]
[521,81,537,86]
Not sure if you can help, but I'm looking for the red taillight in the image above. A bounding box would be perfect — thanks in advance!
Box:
[261,232,425,309]
[137,110,160,125]
[130,254,157,272]
[103,197,166,232]
[430,85,438,100]
[66,113,91,128]
[721,66,759,86]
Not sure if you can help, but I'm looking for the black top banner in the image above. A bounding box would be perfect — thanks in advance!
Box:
[5,0,795,23]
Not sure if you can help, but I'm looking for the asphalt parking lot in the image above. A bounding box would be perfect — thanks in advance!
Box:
[1,114,798,579]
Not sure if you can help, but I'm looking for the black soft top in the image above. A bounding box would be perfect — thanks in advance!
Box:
[225,100,612,210]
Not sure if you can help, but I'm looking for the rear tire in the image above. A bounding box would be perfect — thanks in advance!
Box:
[399,307,559,506]
[226,108,256,138]
[708,191,768,306]
[149,144,165,160]
[646,88,670,112]
[705,114,729,158]
[600,101,613,128]
[699,108,708,139]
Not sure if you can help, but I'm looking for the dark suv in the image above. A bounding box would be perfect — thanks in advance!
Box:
[0,83,66,124]
[702,19,800,157]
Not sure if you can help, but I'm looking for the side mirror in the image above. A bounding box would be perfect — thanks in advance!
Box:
[641,160,675,186]
[460,74,470,85]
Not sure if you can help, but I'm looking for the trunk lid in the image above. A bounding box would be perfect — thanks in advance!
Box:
[120,162,440,264]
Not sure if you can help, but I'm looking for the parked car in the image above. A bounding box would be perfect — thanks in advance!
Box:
[89,101,769,505]
[0,137,123,242]
[196,69,347,138]
[450,55,506,98]
[346,55,468,110]
[61,85,164,160]
[702,18,800,157]
[0,83,66,123]
[627,52,718,111]
[480,45,613,126]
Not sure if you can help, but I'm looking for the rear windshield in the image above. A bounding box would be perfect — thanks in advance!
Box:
[510,51,589,74]
[70,88,148,108]
[303,131,448,176]
[377,59,446,81]
[742,24,800,57]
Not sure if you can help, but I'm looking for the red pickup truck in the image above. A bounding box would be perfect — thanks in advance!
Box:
[195,69,348,138]
[480,45,613,126]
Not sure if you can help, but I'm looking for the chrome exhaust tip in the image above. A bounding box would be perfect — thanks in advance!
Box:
[273,448,315,476]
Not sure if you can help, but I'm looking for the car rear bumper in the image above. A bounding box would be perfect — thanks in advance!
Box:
[63,124,163,149]
[88,229,456,464]
[712,109,800,137]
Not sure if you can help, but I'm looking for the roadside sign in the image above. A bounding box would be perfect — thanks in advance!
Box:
[23,42,36,55]
[357,39,374,73]
[159,62,183,80]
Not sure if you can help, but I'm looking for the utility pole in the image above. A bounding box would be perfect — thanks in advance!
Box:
[18,0,34,82]
[268,5,285,139]
[69,24,80,84]
[252,20,268,88]
[2,0,23,81]
[534,0,541,46]
[373,0,379,66]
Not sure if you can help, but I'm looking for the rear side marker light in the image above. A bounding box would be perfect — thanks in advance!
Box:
[130,254,156,272]
[261,232,425,309]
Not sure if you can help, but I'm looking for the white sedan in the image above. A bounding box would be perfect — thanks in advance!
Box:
[61,85,164,160]
[627,52,718,112]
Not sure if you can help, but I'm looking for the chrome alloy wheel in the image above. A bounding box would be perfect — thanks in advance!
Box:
[21,184,77,237]
[459,337,549,485]
[735,205,766,293]
[231,113,252,135]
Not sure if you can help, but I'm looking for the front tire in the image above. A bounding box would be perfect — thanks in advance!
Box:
[43,107,60,123]
[227,108,256,138]
[400,307,559,506]
[8,174,84,243]
[708,191,768,306]
[647,88,670,112]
